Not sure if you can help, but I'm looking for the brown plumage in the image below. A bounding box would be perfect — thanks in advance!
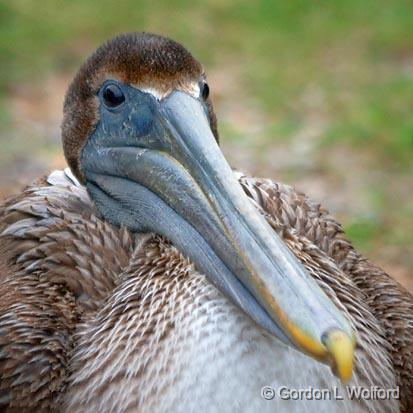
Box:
[0,32,412,412]
[0,170,411,412]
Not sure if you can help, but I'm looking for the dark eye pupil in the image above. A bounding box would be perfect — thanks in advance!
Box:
[102,84,125,108]
[201,83,210,100]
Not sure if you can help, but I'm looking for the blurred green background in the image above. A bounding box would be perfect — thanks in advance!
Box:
[0,0,412,291]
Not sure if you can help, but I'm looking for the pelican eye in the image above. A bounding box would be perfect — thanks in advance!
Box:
[201,82,210,100]
[102,84,125,108]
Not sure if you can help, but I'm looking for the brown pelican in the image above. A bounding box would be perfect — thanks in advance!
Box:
[0,33,411,413]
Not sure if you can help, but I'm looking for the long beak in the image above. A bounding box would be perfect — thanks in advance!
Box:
[82,90,355,382]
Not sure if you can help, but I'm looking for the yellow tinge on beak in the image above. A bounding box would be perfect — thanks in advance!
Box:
[262,290,355,383]
[323,329,355,383]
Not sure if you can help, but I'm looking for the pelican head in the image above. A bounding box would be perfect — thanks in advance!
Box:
[62,32,355,382]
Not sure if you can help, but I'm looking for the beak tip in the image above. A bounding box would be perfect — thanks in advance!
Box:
[323,329,355,384]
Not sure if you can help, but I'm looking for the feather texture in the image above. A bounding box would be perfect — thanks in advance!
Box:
[0,169,411,412]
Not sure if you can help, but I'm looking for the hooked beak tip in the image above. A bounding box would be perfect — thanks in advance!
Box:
[322,329,355,384]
